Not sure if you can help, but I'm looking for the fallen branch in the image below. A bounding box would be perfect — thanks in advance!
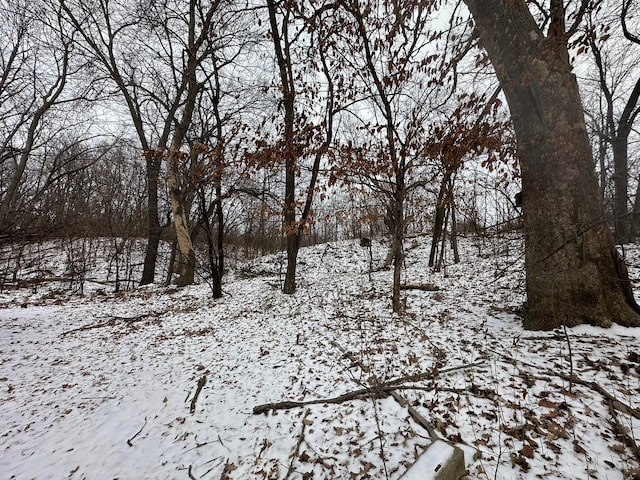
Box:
[127,416,148,447]
[558,374,640,420]
[490,347,640,420]
[253,386,391,414]
[385,360,486,386]
[608,399,640,463]
[61,309,169,336]
[62,318,117,335]
[400,283,440,292]
[253,361,485,414]
[13,276,123,288]
[190,375,207,414]
[16,276,74,286]
[390,390,438,440]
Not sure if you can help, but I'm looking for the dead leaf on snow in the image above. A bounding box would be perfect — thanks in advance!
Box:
[573,441,586,454]
[538,399,556,409]
[519,444,534,458]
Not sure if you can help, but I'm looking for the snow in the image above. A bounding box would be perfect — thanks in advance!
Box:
[1,233,640,479]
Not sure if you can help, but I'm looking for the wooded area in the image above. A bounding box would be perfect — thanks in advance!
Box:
[1,0,640,330]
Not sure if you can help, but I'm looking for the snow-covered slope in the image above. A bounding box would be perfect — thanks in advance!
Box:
[1,234,639,479]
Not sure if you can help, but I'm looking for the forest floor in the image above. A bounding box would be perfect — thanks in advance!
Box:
[1,233,640,479]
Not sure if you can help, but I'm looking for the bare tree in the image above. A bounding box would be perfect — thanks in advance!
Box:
[333,0,474,311]
[584,7,640,243]
[59,0,167,284]
[428,89,513,270]
[0,1,76,234]
[60,0,238,286]
[264,0,336,294]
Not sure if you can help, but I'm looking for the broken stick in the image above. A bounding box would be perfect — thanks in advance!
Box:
[400,283,440,291]
[190,375,207,414]
[127,416,148,446]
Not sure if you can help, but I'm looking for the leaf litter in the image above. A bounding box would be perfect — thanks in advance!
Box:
[1,233,640,479]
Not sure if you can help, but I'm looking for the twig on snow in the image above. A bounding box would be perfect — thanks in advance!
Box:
[127,416,148,447]
[490,346,640,419]
[562,325,573,394]
[283,409,309,480]
[190,375,207,414]
[557,374,640,420]
[371,392,390,480]
[608,399,640,463]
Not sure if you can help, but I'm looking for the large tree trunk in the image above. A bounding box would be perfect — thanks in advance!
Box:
[167,147,196,287]
[464,0,640,329]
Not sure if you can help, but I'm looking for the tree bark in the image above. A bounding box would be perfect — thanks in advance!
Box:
[163,0,220,287]
[613,136,631,242]
[140,152,162,285]
[267,0,298,294]
[198,186,221,298]
[464,0,640,329]
[167,148,196,287]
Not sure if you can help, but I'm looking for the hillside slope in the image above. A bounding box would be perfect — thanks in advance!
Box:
[1,234,640,479]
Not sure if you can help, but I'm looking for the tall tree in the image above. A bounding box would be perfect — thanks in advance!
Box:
[621,0,640,237]
[337,0,444,312]
[264,0,335,294]
[161,0,224,286]
[462,0,640,329]
[60,0,167,284]
[61,0,229,286]
[585,8,640,243]
[266,0,297,294]
[0,1,76,234]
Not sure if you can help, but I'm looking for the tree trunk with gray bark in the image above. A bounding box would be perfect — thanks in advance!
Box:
[464,0,640,329]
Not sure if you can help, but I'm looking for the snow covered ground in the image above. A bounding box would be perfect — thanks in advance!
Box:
[1,233,640,479]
